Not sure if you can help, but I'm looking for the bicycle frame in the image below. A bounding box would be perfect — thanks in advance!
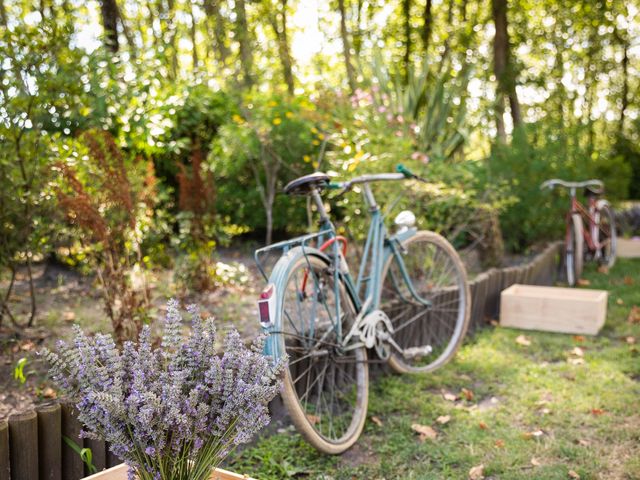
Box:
[254,184,426,359]
[566,190,609,253]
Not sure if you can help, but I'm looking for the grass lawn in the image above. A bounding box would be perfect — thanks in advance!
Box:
[230,259,640,479]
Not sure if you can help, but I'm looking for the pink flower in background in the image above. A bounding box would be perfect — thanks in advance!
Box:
[378,106,387,113]
[411,151,430,164]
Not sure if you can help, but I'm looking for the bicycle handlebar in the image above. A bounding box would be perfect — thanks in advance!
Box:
[328,164,426,192]
[540,178,603,191]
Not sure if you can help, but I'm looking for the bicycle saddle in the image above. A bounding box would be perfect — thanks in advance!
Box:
[584,184,604,196]
[284,172,330,196]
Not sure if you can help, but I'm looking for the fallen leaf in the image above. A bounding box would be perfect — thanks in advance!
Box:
[442,391,458,402]
[626,336,636,344]
[573,335,586,342]
[20,340,35,351]
[628,306,640,324]
[490,319,499,327]
[478,421,488,430]
[623,276,634,286]
[371,416,383,427]
[617,298,624,305]
[461,388,474,401]
[531,457,541,466]
[539,407,551,415]
[577,279,591,286]
[523,429,545,439]
[436,415,451,425]
[63,311,76,322]
[597,265,609,274]
[568,357,585,365]
[411,423,437,442]
[42,387,57,399]
[515,335,531,346]
[570,346,584,357]
[590,408,605,416]
[306,414,320,425]
[568,470,581,479]
[577,439,590,446]
[494,439,505,448]
[468,464,484,480]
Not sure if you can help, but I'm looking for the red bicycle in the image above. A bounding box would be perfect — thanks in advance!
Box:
[541,179,617,286]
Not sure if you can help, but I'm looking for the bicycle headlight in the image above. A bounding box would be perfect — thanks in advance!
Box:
[394,210,416,233]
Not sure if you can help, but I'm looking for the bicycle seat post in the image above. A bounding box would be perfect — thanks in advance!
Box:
[310,187,330,224]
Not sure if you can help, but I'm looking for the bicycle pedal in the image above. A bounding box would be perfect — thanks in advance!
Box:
[403,345,433,359]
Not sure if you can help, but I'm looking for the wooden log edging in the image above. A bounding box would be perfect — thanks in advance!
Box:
[0,242,563,480]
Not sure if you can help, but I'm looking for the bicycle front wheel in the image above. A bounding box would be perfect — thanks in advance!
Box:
[381,231,470,374]
[277,253,368,454]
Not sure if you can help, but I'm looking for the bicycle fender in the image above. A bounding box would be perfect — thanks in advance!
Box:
[262,246,331,361]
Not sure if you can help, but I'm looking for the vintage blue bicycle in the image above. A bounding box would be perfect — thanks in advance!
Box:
[254,165,470,453]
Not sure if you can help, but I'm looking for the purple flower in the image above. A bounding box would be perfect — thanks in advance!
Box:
[42,299,285,480]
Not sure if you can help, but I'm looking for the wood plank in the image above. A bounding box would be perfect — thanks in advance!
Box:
[61,404,84,479]
[8,410,39,480]
[0,419,10,480]
[82,463,256,480]
[37,403,62,480]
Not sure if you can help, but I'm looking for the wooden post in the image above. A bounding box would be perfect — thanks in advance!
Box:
[86,438,106,474]
[0,419,10,480]
[37,403,62,480]
[61,404,84,479]
[8,410,39,480]
[106,445,120,469]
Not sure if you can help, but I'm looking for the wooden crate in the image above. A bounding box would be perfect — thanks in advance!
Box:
[618,238,640,258]
[500,284,607,335]
[84,463,255,480]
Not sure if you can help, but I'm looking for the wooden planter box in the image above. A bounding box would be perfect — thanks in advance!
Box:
[618,238,640,258]
[84,464,255,480]
[500,284,607,335]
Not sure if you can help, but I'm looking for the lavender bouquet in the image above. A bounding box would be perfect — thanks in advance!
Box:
[43,299,284,480]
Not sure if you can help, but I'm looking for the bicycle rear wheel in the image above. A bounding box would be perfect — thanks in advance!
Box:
[596,203,617,268]
[277,253,368,454]
[566,214,584,287]
[381,231,470,374]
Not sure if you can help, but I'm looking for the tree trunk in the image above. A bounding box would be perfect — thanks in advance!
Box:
[617,29,629,131]
[421,0,433,53]
[204,0,230,65]
[403,0,411,82]
[267,0,295,94]
[338,0,357,92]
[99,0,120,52]
[234,0,254,86]
[115,1,137,59]
[492,0,521,137]
[189,3,199,70]
[0,0,7,26]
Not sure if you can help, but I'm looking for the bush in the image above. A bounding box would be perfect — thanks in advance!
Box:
[54,130,158,343]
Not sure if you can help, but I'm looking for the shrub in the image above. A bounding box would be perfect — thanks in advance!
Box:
[54,130,157,343]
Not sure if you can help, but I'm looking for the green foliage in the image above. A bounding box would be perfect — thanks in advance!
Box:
[62,437,97,475]
[13,357,28,385]
[209,93,323,238]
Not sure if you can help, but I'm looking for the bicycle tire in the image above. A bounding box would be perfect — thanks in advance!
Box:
[596,203,617,268]
[276,252,368,454]
[381,231,471,374]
